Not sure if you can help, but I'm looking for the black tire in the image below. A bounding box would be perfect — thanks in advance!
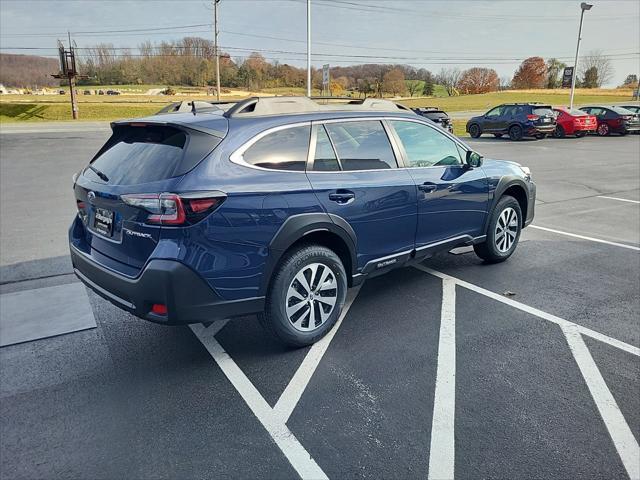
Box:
[575,131,587,138]
[258,244,347,347]
[493,133,503,138]
[468,123,481,138]
[553,125,566,138]
[535,133,546,139]
[508,124,523,141]
[597,123,609,136]
[474,195,522,264]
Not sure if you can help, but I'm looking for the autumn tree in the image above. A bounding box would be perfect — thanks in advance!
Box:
[382,68,406,96]
[511,56,547,89]
[457,67,499,94]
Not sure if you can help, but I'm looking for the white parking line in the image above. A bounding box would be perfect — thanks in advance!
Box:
[416,265,640,479]
[597,196,640,205]
[415,265,640,357]
[191,321,329,480]
[562,325,640,480]
[528,225,640,252]
[428,278,457,480]
[274,286,361,423]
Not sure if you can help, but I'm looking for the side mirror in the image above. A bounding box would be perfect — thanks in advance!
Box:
[466,150,483,168]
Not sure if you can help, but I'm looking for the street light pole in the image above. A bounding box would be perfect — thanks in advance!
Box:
[214,0,221,101]
[307,0,311,97]
[569,2,593,109]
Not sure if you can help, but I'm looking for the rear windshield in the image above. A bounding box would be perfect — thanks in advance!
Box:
[424,111,448,120]
[533,107,554,116]
[610,106,636,115]
[87,125,220,185]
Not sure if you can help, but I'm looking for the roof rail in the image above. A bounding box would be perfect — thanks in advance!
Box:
[224,96,410,118]
[156,100,238,115]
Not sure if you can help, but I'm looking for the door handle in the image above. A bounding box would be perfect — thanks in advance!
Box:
[328,190,355,204]
[418,183,437,193]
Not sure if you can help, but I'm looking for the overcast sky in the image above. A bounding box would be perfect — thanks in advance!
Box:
[1,0,638,86]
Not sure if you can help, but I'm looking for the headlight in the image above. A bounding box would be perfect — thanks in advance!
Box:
[520,166,531,179]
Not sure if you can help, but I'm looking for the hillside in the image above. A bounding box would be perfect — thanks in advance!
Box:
[0,53,59,88]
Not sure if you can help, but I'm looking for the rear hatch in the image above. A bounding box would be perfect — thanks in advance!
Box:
[73,122,223,275]
[530,106,556,128]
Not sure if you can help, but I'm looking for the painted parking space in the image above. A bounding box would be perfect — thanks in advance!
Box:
[184,256,639,479]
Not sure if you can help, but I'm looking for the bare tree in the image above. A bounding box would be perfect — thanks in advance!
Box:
[406,80,422,97]
[578,50,613,88]
[436,68,461,96]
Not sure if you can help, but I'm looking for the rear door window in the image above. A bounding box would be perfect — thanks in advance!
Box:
[242,125,311,171]
[324,120,397,171]
[88,125,220,185]
[312,126,340,171]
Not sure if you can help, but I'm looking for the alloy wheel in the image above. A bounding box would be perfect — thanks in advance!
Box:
[495,207,518,253]
[597,124,609,136]
[285,262,338,332]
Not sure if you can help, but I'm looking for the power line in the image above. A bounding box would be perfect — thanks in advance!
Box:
[312,0,640,21]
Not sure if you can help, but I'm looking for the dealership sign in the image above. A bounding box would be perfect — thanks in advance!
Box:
[562,67,574,88]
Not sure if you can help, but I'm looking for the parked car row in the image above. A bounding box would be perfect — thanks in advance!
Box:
[465,102,640,140]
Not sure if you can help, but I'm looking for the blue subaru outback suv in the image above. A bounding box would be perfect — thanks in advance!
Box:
[70,96,535,346]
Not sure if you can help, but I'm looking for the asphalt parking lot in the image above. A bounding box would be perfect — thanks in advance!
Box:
[1,127,638,479]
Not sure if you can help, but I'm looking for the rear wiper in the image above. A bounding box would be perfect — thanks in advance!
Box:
[87,165,109,182]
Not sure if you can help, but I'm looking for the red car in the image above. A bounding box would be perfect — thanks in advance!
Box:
[552,107,597,138]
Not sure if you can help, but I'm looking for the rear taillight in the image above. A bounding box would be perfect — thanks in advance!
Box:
[76,199,88,223]
[121,191,226,226]
[527,114,539,121]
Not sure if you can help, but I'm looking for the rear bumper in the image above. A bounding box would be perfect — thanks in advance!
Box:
[70,245,264,325]
[526,125,555,135]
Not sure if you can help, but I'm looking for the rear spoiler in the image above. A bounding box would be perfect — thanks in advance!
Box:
[110,119,226,138]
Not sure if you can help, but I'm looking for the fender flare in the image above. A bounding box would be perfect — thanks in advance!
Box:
[259,213,358,295]
[484,176,529,232]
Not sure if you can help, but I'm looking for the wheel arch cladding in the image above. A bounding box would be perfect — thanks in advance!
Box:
[261,213,357,295]
[501,184,528,226]
[486,177,528,230]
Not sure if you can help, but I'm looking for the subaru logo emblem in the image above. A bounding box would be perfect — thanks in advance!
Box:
[87,191,96,204]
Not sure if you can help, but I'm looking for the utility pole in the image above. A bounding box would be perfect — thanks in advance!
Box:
[213,0,221,101]
[52,33,86,119]
[307,0,311,97]
[569,2,593,109]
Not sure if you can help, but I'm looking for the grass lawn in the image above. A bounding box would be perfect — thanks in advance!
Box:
[399,89,637,112]
[0,103,163,122]
[1,88,636,123]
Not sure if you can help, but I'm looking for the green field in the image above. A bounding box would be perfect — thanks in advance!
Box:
[1,88,636,126]
[399,89,636,112]
[0,103,164,122]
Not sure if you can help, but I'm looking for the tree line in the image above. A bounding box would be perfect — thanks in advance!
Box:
[3,37,637,95]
